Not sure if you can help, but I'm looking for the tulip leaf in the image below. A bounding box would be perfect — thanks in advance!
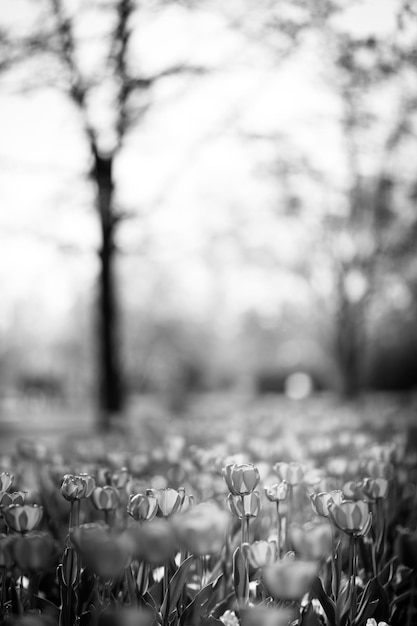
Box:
[233,547,249,605]
[161,555,194,619]
[377,557,398,588]
[335,580,351,626]
[331,540,342,601]
[180,574,223,625]
[310,577,336,626]
[352,600,378,626]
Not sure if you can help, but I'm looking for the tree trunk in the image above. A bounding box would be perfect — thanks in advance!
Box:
[335,274,363,398]
[94,153,123,429]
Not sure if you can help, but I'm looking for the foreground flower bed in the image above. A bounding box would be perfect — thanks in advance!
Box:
[0,401,416,626]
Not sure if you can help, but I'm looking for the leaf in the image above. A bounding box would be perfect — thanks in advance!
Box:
[310,577,336,626]
[199,617,224,626]
[33,595,60,619]
[335,580,351,626]
[378,557,398,588]
[356,577,389,624]
[161,556,194,620]
[332,540,342,601]
[180,575,223,626]
[233,547,249,605]
[352,600,378,626]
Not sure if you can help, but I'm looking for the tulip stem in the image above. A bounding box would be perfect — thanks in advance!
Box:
[240,497,246,546]
[349,537,357,623]
[286,486,293,552]
[276,503,281,558]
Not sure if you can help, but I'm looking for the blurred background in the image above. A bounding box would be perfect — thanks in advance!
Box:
[0,0,417,441]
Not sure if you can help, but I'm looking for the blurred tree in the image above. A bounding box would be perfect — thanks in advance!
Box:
[0,0,205,428]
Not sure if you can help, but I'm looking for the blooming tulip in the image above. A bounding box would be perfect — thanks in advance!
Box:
[227,492,261,519]
[328,500,372,537]
[273,462,304,486]
[223,464,260,496]
[61,474,95,502]
[3,504,43,533]
[91,486,120,511]
[12,531,54,572]
[174,503,229,556]
[265,482,288,502]
[0,491,26,507]
[148,488,182,518]
[242,540,278,569]
[127,494,158,522]
[263,559,318,600]
[0,473,14,493]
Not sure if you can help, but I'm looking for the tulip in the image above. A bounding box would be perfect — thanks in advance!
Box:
[111,467,130,489]
[290,521,332,561]
[12,531,54,572]
[360,478,389,501]
[310,490,343,517]
[227,492,261,520]
[328,500,372,538]
[148,488,182,518]
[72,524,130,580]
[242,540,278,569]
[3,504,43,533]
[365,460,394,481]
[91,486,120,511]
[264,482,288,502]
[273,462,304,486]
[0,473,14,493]
[0,491,26,507]
[126,518,176,565]
[61,474,96,502]
[263,559,318,601]
[174,503,229,556]
[223,464,260,496]
[127,494,158,522]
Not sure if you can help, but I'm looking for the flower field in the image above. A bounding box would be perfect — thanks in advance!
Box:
[0,394,416,626]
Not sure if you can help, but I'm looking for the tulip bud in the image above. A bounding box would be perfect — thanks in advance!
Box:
[0,491,26,507]
[227,492,261,519]
[3,504,43,533]
[242,540,278,569]
[127,494,158,522]
[328,500,372,537]
[0,473,14,493]
[12,531,54,572]
[223,463,260,496]
[273,462,304,486]
[265,482,288,502]
[62,546,78,587]
[91,486,120,511]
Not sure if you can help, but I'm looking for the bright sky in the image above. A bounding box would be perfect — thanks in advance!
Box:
[0,0,402,335]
